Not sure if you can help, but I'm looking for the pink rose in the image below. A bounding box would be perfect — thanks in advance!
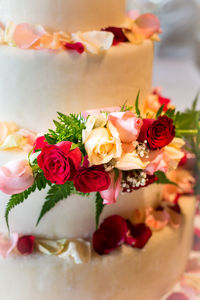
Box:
[37,141,82,184]
[0,160,34,195]
[109,111,143,152]
[100,170,122,205]
[0,233,19,258]
[145,150,168,175]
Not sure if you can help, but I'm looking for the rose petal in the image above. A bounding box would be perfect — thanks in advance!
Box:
[13,23,45,49]
[100,170,122,205]
[17,235,35,255]
[125,221,152,249]
[0,233,19,258]
[65,42,85,54]
[145,207,170,231]
[0,160,34,195]
[134,13,161,38]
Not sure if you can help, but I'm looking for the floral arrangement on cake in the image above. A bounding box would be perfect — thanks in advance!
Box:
[0,13,161,54]
[0,90,198,258]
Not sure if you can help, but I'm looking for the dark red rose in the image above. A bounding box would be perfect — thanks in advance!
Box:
[137,118,154,142]
[37,141,82,184]
[101,27,128,45]
[138,116,175,150]
[93,215,128,255]
[125,221,152,249]
[73,158,110,193]
[33,136,48,152]
[64,42,84,54]
[17,235,35,255]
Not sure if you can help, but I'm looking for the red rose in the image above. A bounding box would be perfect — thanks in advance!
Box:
[33,136,48,152]
[74,159,110,193]
[37,141,82,184]
[93,215,128,255]
[137,118,154,142]
[17,235,35,255]
[125,221,152,249]
[138,116,175,150]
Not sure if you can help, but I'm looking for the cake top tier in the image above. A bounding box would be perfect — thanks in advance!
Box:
[0,0,126,32]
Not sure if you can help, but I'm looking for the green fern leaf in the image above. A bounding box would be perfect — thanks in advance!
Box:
[95,192,105,229]
[36,181,73,226]
[5,174,49,231]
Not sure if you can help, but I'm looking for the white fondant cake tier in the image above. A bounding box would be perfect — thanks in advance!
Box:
[0,0,126,32]
[0,41,154,132]
[0,196,195,300]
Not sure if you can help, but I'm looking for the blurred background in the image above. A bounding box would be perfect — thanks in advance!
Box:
[127,0,200,110]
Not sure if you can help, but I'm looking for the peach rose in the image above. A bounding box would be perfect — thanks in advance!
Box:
[115,151,148,171]
[0,160,34,195]
[0,122,19,145]
[84,121,122,166]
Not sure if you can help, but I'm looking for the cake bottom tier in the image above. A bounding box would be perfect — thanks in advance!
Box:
[0,196,196,300]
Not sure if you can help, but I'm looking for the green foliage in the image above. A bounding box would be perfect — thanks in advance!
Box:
[5,174,50,231]
[135,91,141,117]
[155,171,178,186]
[95,192,105,229]
[36,181,74,225]
[156,104,164,118]
[45,112,86,153]
[120,101,133,112]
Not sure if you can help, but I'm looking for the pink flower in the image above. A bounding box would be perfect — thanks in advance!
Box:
[125,221,152,249]
[145,207,170,231]
[145,150,168,175]
[17,235,35,255]
[64,42,85,54]
[133,13,161,39]
[109,112,142,144]
[0,160,34,195]
[37,141,82,184]
[0,233,19,258]
[100,170,122,205]
[93,215,128,255]
[33,136,48,152]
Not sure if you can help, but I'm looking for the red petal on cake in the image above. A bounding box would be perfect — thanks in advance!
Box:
[64,42,85,54]
[17,235,35,255]
[125,221,152,249]
[101,27,128,45]
[93,215,128,255]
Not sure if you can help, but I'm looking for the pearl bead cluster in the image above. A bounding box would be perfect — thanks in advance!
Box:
[121,171,148,193]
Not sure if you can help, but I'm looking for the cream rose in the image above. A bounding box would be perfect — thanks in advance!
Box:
[115,151,148,171]
[84,121,122,166]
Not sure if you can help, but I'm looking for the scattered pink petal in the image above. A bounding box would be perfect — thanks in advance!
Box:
[64,42,85,54]
[134,13,161,38]
[13,23,45,49]
[166,292,189,300]
[0,233,19,258]
[100,170,122,205]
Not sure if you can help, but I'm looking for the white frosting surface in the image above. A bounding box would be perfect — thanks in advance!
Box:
[0,196,195,300]
[0,0,126,32]
[0,41,154,132]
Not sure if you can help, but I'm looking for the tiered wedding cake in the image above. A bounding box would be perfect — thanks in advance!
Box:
[0,0,196,300]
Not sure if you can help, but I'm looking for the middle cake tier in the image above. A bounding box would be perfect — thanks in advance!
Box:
[0,41,154,132]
